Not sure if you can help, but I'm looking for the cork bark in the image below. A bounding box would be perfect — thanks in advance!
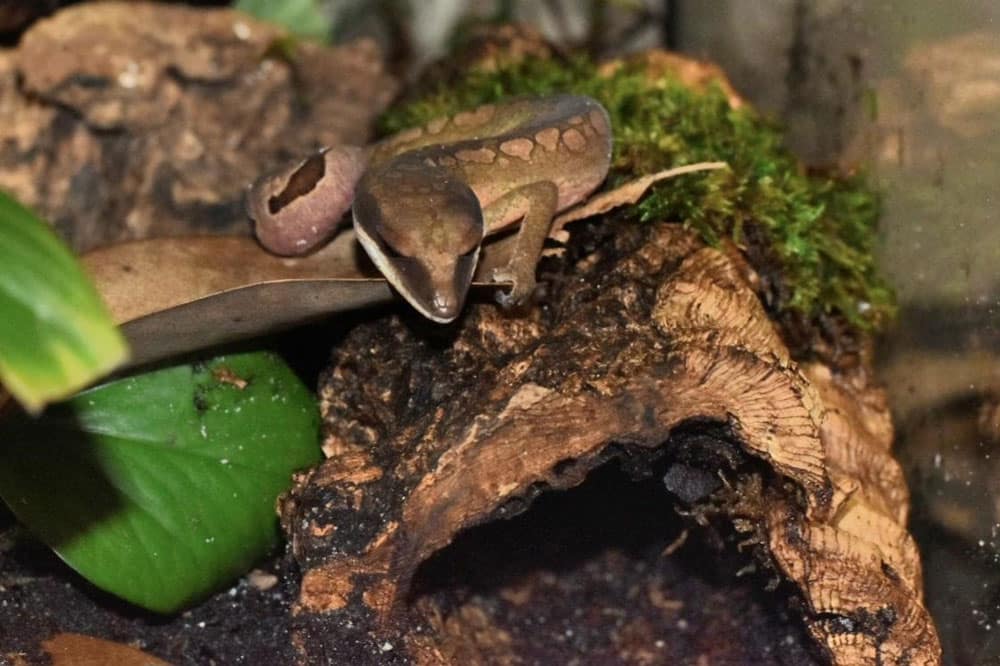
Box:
[281,220,939,665]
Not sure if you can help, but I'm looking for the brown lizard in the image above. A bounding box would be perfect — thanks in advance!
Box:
[248,94,613,322]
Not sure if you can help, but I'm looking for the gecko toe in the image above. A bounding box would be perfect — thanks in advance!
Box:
[495,289,515,308]
[493,278,536,309]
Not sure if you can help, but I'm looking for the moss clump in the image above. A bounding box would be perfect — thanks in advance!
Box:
[380,56,894,334]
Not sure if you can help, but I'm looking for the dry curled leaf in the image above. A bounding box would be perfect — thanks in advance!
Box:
[80,233,391,367]
[548,161,729,243]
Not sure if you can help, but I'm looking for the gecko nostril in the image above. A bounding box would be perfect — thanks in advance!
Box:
[432,293,457,315]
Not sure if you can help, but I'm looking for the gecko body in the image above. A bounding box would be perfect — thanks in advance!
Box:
[248,95,612,322]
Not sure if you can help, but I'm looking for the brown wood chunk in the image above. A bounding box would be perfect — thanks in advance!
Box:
[283,218,939,665]
[1,2,397,252]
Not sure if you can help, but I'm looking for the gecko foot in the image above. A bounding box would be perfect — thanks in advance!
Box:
[491,266,536,308]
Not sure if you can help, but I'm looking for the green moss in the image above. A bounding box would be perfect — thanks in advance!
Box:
[380,57,895,333]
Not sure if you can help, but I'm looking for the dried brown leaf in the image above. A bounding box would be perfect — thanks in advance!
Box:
[81,233,393,368]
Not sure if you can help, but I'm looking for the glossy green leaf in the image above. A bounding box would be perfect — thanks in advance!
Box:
[0,191,128,413]
[235,0,332,42]
[0,352,321,613]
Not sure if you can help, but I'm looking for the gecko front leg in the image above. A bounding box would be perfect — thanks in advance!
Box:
[483,181,559,307]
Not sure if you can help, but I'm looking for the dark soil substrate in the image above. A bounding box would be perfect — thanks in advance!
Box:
[1,461,822,664]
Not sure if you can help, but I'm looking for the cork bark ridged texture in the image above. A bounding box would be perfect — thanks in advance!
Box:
[282,219,940,665]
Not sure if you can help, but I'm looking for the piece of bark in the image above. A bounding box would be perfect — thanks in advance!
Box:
[0,2,51,33]
[0,1,397,252]
[41,632,172,666]
[281,218,940,664]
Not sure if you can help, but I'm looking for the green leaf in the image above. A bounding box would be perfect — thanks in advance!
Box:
[235,0,332,43]
[0,191,128,413]
[0,352,321,613]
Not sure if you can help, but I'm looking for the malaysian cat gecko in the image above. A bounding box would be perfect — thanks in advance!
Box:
[247,94,612,323]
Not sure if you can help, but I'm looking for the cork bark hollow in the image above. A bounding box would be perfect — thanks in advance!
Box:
[282,216,939,664]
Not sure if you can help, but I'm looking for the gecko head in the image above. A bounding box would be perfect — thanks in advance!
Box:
[353,173,484,323]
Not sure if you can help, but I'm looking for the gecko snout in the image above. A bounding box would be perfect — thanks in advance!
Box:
[417,246,478,323]
[430,292,460,320]
[426,261,463,320]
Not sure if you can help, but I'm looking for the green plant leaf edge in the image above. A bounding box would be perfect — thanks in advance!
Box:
[0,191,128,413]
[235,0,332,43]
[0,351,321,613]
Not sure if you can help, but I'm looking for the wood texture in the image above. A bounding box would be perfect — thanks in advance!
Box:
[282,220,940,664]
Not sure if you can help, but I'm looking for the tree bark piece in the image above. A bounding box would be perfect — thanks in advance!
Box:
[0,1,397,252]
[42,632,172,666]
[282,219,940,664]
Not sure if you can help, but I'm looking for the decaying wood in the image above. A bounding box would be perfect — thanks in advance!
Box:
[281,219,940,664]
[598,50,746,110]
[0,1,396,252]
